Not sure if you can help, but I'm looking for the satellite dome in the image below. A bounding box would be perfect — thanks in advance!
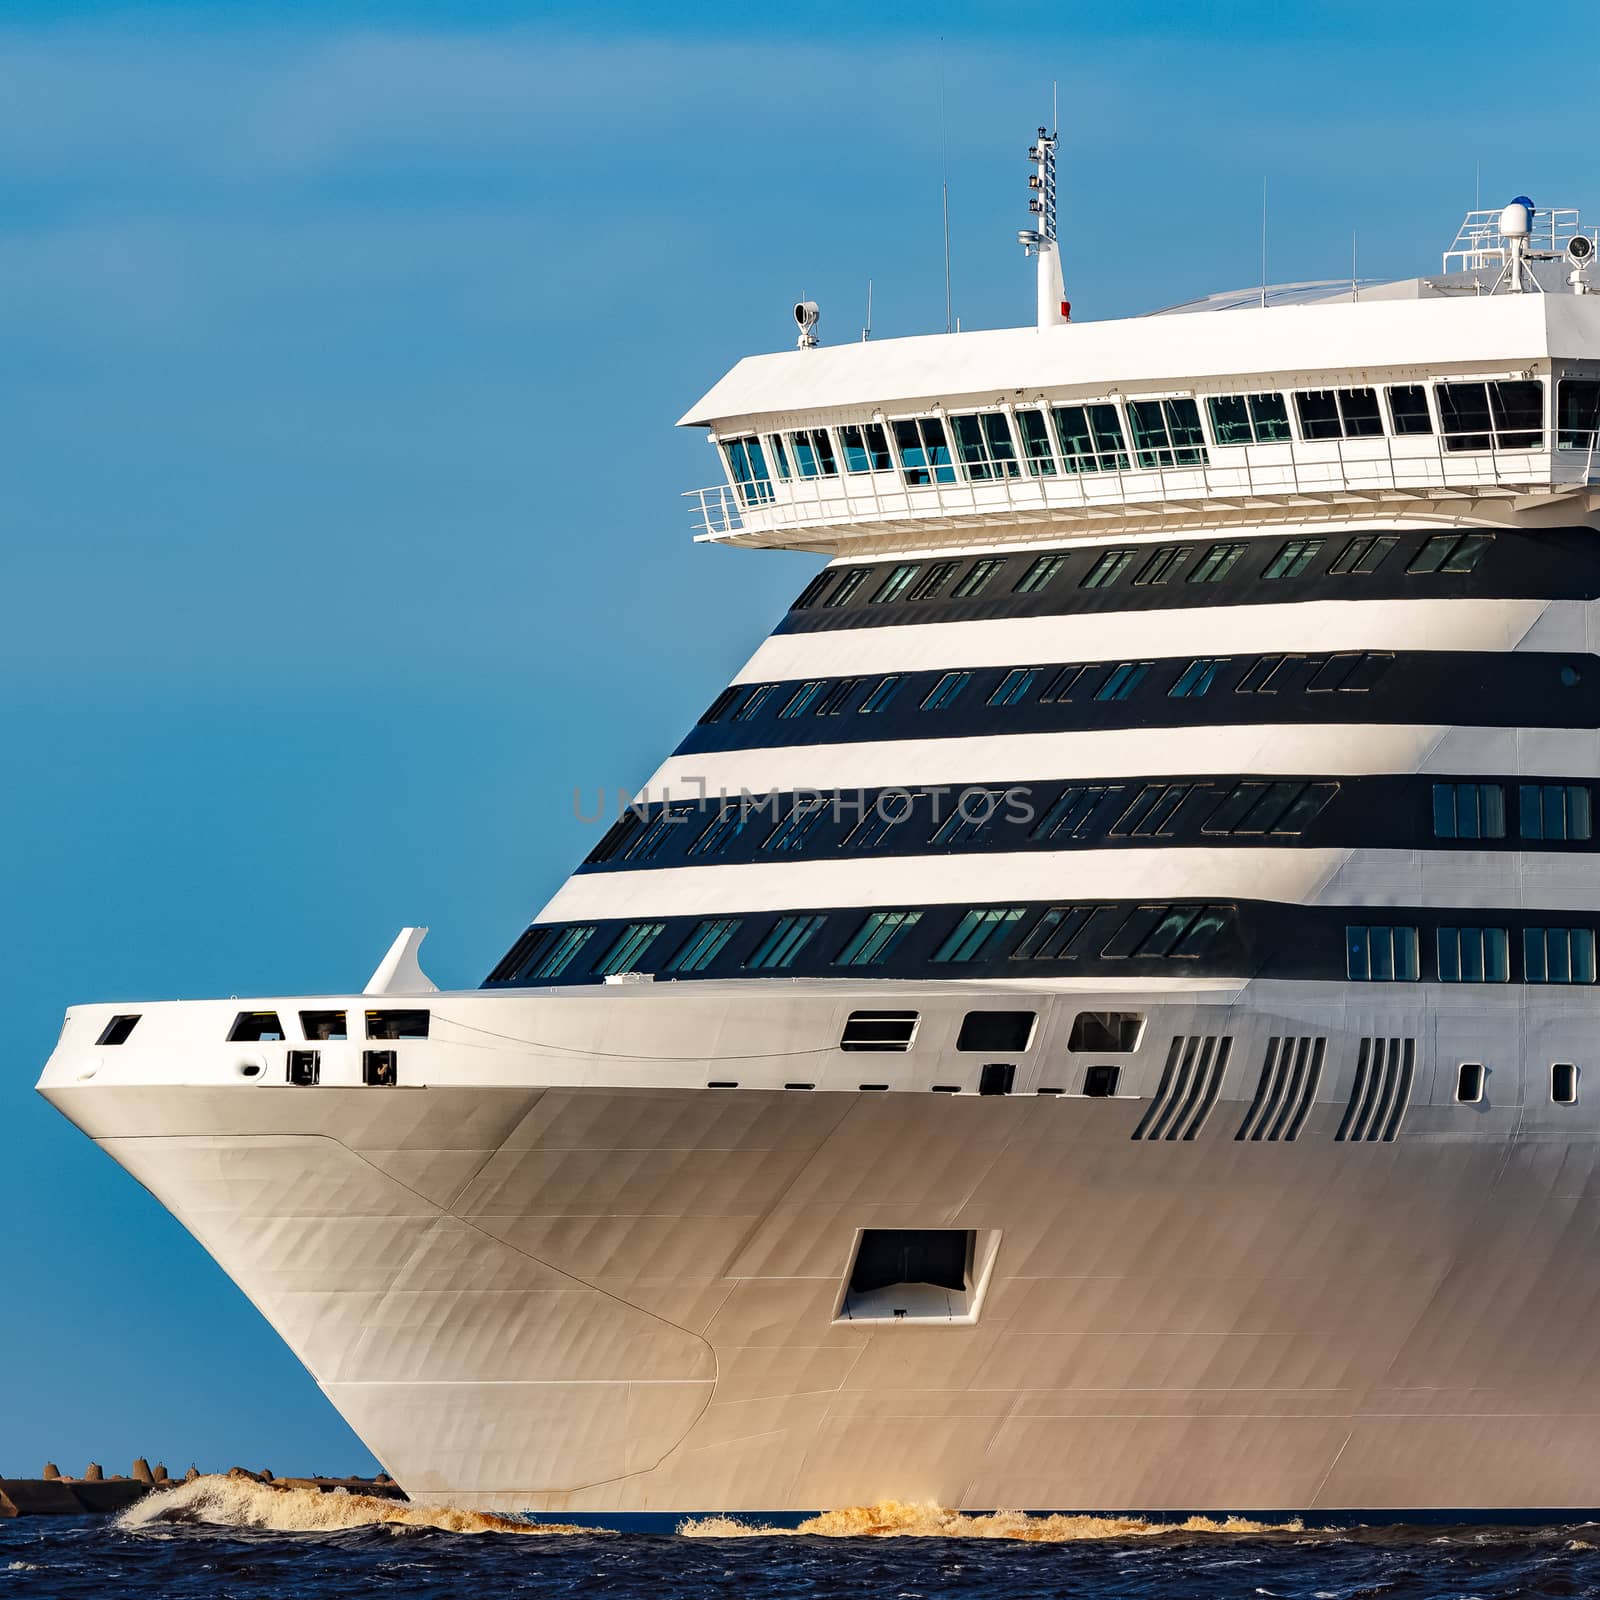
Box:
[1500,198,1533,238]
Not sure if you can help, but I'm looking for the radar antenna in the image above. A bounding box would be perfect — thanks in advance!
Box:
[1018,122,1069,328]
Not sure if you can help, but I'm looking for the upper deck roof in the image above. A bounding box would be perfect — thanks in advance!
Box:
[680,288,1600,431]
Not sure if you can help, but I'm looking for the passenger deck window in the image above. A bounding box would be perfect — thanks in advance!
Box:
[921,671,970,710]
[732,684,777,721]
[1170,657,1226,698]
[835,910,923,966]
[1201,780,1337,837]
[366,1009,430,1039]
[664,918,740,973]
[1095,661,1151,701]
[1433,781,1506,840]
[788,427,838,477]
[1014,408,1058,475]
[843,791,920,849]
[791,570,835,610]
[1206,392,1290,445]
[839,422,892,473]
[952,412,1020,480]
[1387,385,1434,435]
[1052,403,1129,473]
[745,913,826,969]
[934,907,1026,961]
[300,1009,348,1041]
[929,791,1008,848]
[870,564,921,604]
[1080,548,1136,588]
[857,675,903,714]
[1187,542,1245,583]
[957,1011,1035,1051]
[822,568,871,606]
[1294,387,1382,440]
[952,557,1006,598]
[813,677,864,715]
[1520,783,1592,841]
[721,436,774,506]
[1558,379,1600,452]
[1407,531,1494,573]
[1345,925,1420,981]
[1524,927,1597,984]
[1437,380,1544,451]
[1013,554,1067,594]
[1437,927,1510,983]
[989,667,1041,706]
[1127,398,1207,467]
[1328,534,1399,575]
[228,1011,286,1043]
[519,926,595,981]
[1262,538,1324,579]
[1067,1011,1144,1052]
[840,1010,919,1052]
[779,681,827,718]
[906,560,961,601]
[1031,784,1119,839]
[893,418,957,485]
[763,799,828,853]
[689,804,754,857]
[96,1014,140,1046]
[1134,545,1188,585]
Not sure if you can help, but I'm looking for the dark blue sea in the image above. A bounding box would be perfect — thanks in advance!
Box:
[7,1480,1600,1600]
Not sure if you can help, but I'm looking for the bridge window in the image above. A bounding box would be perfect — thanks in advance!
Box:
[1437,380,1544,451]
[906,560,962,600]
[1013,554,1067,594]
[989,667,1041,706]
[1433,781,1506,840]
[1346,925,1420,981]
[1127,398,1207,467]
[1207,392,1291,445]
[1052,403,1129,472]
[871,564,921,603]
[952,412,1019,480]
[1014,408,1057,474]
[1188,541,1245,583]
[1294,387,1382,440]
[839,422,892,473]
[747,913,827,968]
[1437,927,1510,983]
[228,1011,285,1042]
[1387,385,1434,434]
[1524,927,1597,984]
[721,436,774,505]
[1558,379,1600,451]
[952,557,1007,598]
[1080,548,1136,588]
[1407,531,1494,573]
[922,671,971,710]
[1328,534,1399,575]
[665,918,741,973]
[766,435,791,479]
[893,418,956,485]
[835,910,923,966]
[365,1009,430,1039]
[300,1009,347,1041]
[935,908,1027,962]
[763,798,828,853]
[97,1014,141,1046]
[1520,783,1592,841]
[1262,538,1324,579]
[788,427,838,477]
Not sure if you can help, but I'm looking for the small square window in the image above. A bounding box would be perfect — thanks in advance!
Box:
[288,1050,321,1087]
[363,1049,398,1087]
[96,1014,141,1047]
[1455,1062,1485,1103]
[1553,1063,1579,1105]
[1082,1065,1120,1098]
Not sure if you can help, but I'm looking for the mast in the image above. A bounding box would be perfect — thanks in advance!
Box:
[1019,125,1068,328]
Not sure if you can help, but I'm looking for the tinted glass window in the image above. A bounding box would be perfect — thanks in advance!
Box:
[1558,379,1600,452]
[906,560,962,601]
[1388,385,1433,434]
[952,557,1006,597]
[956,1011,1035,1051]
[839,422,891,473]
[1015,408,1057,474]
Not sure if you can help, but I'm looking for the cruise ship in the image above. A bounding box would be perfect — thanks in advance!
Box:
[37,135,1600,1517]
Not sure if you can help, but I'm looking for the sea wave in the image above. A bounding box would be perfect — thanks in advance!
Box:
[678,1501,1306,1540]
[116,1475,597,1536]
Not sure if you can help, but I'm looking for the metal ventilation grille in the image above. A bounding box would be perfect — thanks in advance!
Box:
[1236,1036,1326,1141]
[1132,1035,1232,1141]
[1335,1037,1416,1142]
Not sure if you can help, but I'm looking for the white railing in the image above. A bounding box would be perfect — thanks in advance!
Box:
[687,430,1600,545]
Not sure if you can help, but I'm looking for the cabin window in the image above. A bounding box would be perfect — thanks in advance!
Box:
[721,436,773,506]
[835,910,923,966]
[1387,385,1434,434]
[870,564,921,604]
[1039,664,1090,701]
[1524,928,1597,984]
[522,925,596,980]
[1187,541,1245,582]
[1328,533,1399,574]
[922,671,971,710]
[787,427,838,477]
[952,412,1020,480]
[857,675,904,714]
[1235,654,1307,693]
[1201,780,1336,836]
[688,805,753,857]
[732,684,777,721]
[952,557,1006,598]
[96,1014,141,1046]
[1558,379,1600,451]
[1095,661,1150,701]
[1520,783,1592,841]
[1127,398,1207,467]
[1133,545,1188,585]
[763,799,828,853]
[1052,403,1129,472]
[1294,387,1382,440]
[1407,531,1494,573]
[1207,392,1290,445]
[1080,548,1136,588]
[844,792,921,850]
[989,667,1041,706]
[1437,927,1510,983]
[623,802,697,862]
[839,422,891,473]
[300,1009,347,1041]
[1262,538,1324,579]
[823,568,871,606]
[1013,554,1068,594]
[665,919,741,973]
[813,676,864,714]
[893,417,956,485]
[365,1009,429,1039]
[228,1011,286,1043]
[1082,1064,1121,1097]
[1014,408,1057,474]
[1170,657,1226,698]
[1306,651,1389,692]
[791,570,835,610]
[934,907,1026,961]
[957,1011,1036,1052]
[1433,782,1506,840]
[1437,380,1544,451]
[745,913,826,969]
[979,1063,1016,1096]
[1069,1012,1144,1052]
[1031,784,1119,840]
[906,560,962,600]
[928,793,1008,848]
[1109,782,1199,838]
[779,680,828,719]
[840,1010,919,1051]
[1011,904,1102,959]
[1456,1063,1485,1103]
[698,687,741,724]
[1553,1063,1579,1104]
[1346,925,1420,981]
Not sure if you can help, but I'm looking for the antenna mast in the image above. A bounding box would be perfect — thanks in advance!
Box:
[1018,119,1068,328]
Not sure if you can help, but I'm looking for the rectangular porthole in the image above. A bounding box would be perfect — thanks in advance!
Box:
[1553,1063,1579,1104]
[1456,1062,1485,1104]
[932,1084,961,1094]
[1082,1065,1120,1097]
[835,1228,998,1324]
[96,1014,140,1047]
[1067,1012,1144,1052]
[365,1009,430,1040]
[299,1009,348,1041]
[228,1011,286,1043]
[956,1011,1035,1052]
[707,1080,739,1088]
[840,1010,919,1052]
[287,1050,320,1087]
[362,1049,398,1087]
[784,1082,815,1091]
[978,1063,1016,1096]
[858,1083,889,1092]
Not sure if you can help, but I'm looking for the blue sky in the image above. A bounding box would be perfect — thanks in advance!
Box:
[2,0,1593,1478]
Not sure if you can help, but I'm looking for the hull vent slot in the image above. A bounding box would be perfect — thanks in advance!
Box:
[1132,1035,1231,1140]
[1335,1037,1415,1142]
[1236,1036,1326,1141]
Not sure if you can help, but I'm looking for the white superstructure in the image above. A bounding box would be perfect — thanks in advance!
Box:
[37,157,1600,1516]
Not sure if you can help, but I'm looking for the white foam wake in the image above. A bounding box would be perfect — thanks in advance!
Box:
[116,1475,595,1536]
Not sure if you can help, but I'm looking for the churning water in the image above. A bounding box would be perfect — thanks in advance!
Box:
[4,1476,1600,1598]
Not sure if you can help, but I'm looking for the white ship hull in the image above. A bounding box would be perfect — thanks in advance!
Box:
[39,977,1600,1514]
